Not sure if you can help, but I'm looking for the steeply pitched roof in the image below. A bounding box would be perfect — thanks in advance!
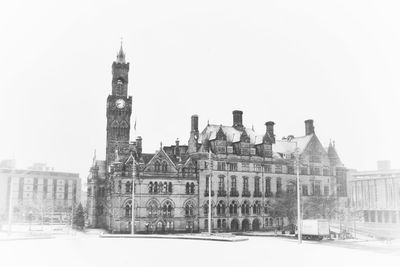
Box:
[273,135,313,155]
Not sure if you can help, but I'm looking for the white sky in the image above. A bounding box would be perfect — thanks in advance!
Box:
[0,0,399,180]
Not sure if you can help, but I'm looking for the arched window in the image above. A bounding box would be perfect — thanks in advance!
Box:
[147,201,158,217]
[265,177,272,196]
[190,182,195,194]
[241,200,250,215]
[254,177,260,193]
[203,201,212,216]
[185,202,194,217]
[186,183,190,194]
[168,182,173,193]
[231,176,237,191]
[163,182,168,193]
[154,182,158,193]
[98,205,104,215]
[162,161,168,172]
[118,180,122,193]
[229,201,238,215]
[204,203,208,216]
[218,176,225,191]
[126,181,131,193]
[243,177,249,192]
[155,161,161,172]
[148,182,153,193]
[125,201,132,217]
[162,201,173,217]
[253,201,261,215]
[216,200,226,216]
[222,219,226,229]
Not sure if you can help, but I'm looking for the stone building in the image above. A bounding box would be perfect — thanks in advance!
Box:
[348,161,400,224]
[0,162,80,223]
[86,45,348,233]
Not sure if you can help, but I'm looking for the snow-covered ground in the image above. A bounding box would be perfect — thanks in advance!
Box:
[0,232,398,267]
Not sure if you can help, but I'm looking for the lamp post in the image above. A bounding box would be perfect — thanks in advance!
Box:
[131,158,136,235]
[294,141,302,244]
[208,150,212,235]
[7,177,14,236]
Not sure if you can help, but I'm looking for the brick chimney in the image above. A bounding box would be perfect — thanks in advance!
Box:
[175,138,180,156]
[305,119,314,135]
[232,110,243,128]
[265,121,275,143]
[191,115,198,132]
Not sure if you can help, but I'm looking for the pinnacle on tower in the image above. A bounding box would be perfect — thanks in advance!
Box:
[116,39,126,63]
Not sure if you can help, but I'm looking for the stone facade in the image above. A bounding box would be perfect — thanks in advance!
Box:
[86,46,348,233]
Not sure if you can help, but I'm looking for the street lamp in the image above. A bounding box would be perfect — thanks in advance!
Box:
[294,141,302,244]
[208,149,212,235]
[131,157,136,235]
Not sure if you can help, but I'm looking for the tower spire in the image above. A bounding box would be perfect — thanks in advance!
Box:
[116,38,126,63]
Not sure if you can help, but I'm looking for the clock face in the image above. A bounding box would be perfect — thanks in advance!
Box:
[115,99,125,109]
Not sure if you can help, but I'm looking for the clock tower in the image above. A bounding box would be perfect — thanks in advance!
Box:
[106,44,132,167]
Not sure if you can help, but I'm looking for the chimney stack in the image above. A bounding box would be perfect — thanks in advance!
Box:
[305,119,314,135]
[175,138,180,156]
[232,110,243,128]
[136,136,142,157]
[265,121,275,143]
[191,115,198,132]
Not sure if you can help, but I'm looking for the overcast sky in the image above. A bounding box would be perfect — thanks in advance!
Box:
[0,0,399,180]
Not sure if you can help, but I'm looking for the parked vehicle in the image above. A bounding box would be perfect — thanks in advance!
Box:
[300,219,330,240]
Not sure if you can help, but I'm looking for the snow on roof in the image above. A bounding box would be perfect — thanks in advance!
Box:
[273,135,313,154]
[200,124,264,144]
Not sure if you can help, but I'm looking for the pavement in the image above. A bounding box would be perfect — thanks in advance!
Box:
[100,232,248,242]
[0,232,398,267]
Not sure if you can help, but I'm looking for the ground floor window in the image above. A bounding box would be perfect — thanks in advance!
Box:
[217,219,227,230]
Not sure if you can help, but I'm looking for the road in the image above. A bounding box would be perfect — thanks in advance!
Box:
[0,233,398,267]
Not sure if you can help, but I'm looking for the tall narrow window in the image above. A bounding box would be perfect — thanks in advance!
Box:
[73,181,77,203]
[265,177,271,196]
[190,183,195,194]
[302,185,308,196]
[64,181,69,200]
[168,182,173,193]
[33,178,38,200]
[126,181,131,193]
[18,177,24,200]
[243,177,249,192]
[162,162,168,172]
[43,179,48,199]
[276,178,282,195]
[53,179,57,200]
[254,177,260,193]
[155,161,161,172]
[125,201,132,217]
[218,176,225,191]
[231,176,237,191]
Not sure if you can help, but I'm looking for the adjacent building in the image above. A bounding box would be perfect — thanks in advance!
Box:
[349,161,400,224]
[0,162,81,223]
[86,45,348,233]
